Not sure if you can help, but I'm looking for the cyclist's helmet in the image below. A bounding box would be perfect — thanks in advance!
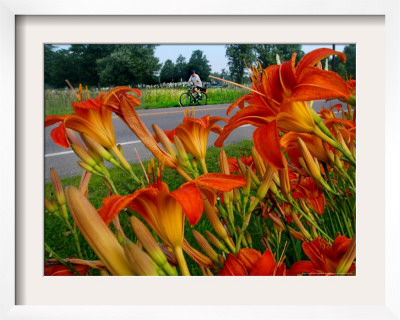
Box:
[191,69,195,74]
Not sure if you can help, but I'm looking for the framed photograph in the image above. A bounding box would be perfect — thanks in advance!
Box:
[1,1,399,319]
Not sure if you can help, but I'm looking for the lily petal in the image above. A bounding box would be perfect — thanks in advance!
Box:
[253,121,284,169]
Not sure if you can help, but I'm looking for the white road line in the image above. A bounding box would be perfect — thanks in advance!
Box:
[45,150,75,158]
[45,124,253,158]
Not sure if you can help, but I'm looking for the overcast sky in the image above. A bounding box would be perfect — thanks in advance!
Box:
[53,44,348,73]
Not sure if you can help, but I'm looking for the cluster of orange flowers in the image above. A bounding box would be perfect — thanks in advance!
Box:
[44,48,356,276]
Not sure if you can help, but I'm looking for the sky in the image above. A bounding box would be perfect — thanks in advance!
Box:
[155,44,346,73]
[53,44,347,73]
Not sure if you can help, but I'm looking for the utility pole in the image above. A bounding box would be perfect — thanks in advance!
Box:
[332,44,336,72]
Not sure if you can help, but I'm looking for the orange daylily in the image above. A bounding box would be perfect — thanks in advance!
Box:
[45,93,116,149]
[98,171,246,275]
[98,172,246,240]
[102,87,180,171]
[159,111,225,173]
[291,177,326,215]
[219,248,287,276]
[44,263,89,276]
[289,236,355,275]
[172,113,224,161]
[281,132,330,168]
[215,48,354,170]
[227,156,256,174]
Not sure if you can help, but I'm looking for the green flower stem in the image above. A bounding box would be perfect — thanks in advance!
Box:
[288,196,333,242]
[311,109,356,167]
[174,246,190,276]
[44,243,82,276]
[199,158,208,174]
[63,220,83,259]
[161,261,178,276]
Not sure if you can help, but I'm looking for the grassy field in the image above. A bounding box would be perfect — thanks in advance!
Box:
[45,140,255,276]
[44,86,249,116]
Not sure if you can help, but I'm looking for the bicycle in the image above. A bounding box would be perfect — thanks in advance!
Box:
[179,85,208,107]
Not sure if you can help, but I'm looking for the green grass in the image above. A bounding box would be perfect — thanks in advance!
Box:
[45,140,254,276]
[44,87,249,116]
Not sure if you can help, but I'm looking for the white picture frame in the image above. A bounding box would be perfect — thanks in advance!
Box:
[1,1,399,319]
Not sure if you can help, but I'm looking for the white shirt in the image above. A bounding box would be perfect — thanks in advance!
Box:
[188,74,202,87]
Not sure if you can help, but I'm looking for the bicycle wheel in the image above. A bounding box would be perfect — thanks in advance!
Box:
[197,93,208,105]
[180,93,192,107]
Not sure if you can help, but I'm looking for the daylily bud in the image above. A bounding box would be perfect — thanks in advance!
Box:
[236,159,247,176]
[123,238,159,276]
[298,138,322,180]
[44,198,59,214]
[255,165,275,201]
[278,159,290,200]
[130,216,177,276]
[50,168,66,206]
[251,147,266,177]
[174,135,189,161]
[71,144,99,169]
[245,231,252,247]
[65,186,135,276]
[81,133,119,165]
[77,161,103,176]
[192,230,220,264]
[291,212,312,241]
[117,144,124,156]
[203,199,229,240]
[218,149,229,174]
[204,230,229,254]
[182,239,216,269]
[152,124,177,158]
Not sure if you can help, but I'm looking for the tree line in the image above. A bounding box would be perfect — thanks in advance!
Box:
[44,44,355,88]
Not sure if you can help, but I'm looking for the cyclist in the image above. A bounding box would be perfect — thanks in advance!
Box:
[187,69,203,98]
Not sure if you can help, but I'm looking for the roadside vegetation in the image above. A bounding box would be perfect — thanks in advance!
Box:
[44,86,249,116]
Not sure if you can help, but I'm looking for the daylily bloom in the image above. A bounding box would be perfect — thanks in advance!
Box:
[215,48,354,170]
[227,156,256,174]
[219,248,286,276]
[289,236,355,275]
[97,167,246,275]
[160,110,225,172]
[45,93,116,150]
[44,263,89,276]
[281,132,331,169]
[103,87,180,171]
[291,177,326,215]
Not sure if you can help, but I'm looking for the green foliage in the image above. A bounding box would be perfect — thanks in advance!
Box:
[334,44,356,80]
[174,54,188,82]
[44,44,118,88]
[160,59,176,83]
[44,87,248,115]
[97,45,161,86]
[254,44,305,68]
[44,140,254,275]
[187,50,212,82]
[225,44,257,84]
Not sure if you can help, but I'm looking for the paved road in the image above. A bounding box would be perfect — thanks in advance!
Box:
[44,100,342,181]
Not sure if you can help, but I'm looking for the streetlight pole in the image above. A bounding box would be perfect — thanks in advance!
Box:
[332,44,336,72]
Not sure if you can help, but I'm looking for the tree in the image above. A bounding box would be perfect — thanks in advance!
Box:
[44,44,119,88]
[225,45,256,84]
[254,44,304,68]
[187,50,211,82]
[160,59,176,83]
[44,45,57,87]
[174,55,188,82]
[97,45,161,86]
[335,44,356,80]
